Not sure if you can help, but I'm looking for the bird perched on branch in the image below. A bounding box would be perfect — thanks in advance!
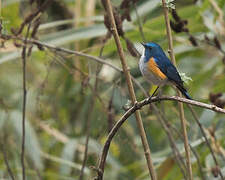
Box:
[139,42,191,99]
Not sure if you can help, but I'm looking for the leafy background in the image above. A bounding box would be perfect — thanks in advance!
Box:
[0,0,225,179]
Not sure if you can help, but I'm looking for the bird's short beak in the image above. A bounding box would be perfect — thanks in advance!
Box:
[141,42,146,47]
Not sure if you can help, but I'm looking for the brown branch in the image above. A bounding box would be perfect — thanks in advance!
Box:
[54,52,108,111]
[154,108,188,179]
[0,34,123,73]
[126,79,205,180]
[190,146,206,180]
[79,99,95,180]
[100,0,157,180]
[161,1,193,179]
[95,95,225,179]
[188,105,224,180]
[168,121,206,180]
[80,51,101,179]
[0,137,15,180]
[144,91,223,180]
[209,0,225,36]
[133,2,146,42]
[136,84,187,179]
[12,0,53,35]
[152,103,206,180]
[21,23,31,180]
[0,102,14,179]
[0,33,145,98]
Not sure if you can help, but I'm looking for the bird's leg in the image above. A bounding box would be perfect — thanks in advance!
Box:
[148,85,160,101]
[157,88,162,98]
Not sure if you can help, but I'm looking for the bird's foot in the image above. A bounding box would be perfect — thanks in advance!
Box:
[134,101,141,109]
[148,92,161,101]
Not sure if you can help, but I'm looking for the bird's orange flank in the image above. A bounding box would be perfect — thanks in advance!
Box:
[148,57,167,79]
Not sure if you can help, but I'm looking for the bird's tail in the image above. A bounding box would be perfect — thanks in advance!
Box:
[176,85,192,100]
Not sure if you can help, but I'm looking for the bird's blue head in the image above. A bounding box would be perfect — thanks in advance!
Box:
[141,42,165,61]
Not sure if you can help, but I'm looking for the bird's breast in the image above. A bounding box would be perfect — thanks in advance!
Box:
[139,56,167,85]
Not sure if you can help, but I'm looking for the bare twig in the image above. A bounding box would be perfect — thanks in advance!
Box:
[136,84,187,179]
[155,108,188,179]
[73,0,81,81]
[208,0,225,36]
[133,2,146,42]
[12,0,53,35]
[98,0,157,180]
[0,137,15,180]
[79,99,94,180]
[80,49,101,179]
[107,87,115,133]
[54,52,107,110]
[0,34,122,72]
[168,121,206,180]
[178,102,192,179]
[188,105,224,180]
[21,23,31,180]
[161,1,193,179]
[96,95,225,179]
[190,146,206,180]
[151,102,206,180]
[0,103,14,180]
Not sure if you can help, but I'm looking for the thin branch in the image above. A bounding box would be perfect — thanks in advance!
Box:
[0,100,15,179]
[79,99,94,180]
[190,146,206,180]
[80,48,102,179]
[178,102,192,179]
[138,81,222,180]
[188,105,224,180]
[195,36,225,55]
[155,108,188,179]
[168,121,206,180]
[208,0,225,36]
[95,95,225,179]
[21,23,31,180]
[152,104,206,180]
[12,0,53,35]
[161,1,193,179]
[100,0,157,180]
[0,34,122,73]
[0,138,15,180]
[0,34,147,94]
[135,84,187,178]
[133,2,146,42]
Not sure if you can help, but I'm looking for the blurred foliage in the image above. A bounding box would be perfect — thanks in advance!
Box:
[0,0,225,179]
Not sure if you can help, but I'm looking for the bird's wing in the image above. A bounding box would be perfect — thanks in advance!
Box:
[154,56,183,85]
[153,55,192,99]
[147,57,167,80]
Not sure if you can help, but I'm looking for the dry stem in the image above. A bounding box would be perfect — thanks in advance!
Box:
[97,0,157,180]
[95,95,225,180]
[161,1,193,179]
[21,23,31,180]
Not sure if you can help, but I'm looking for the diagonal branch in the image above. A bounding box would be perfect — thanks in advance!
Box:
[95,96,225,179]
[0,138,15,180]
[0,34,122,72]
[188,105,224,180]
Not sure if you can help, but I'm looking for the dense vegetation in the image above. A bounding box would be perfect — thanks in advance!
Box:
[0,0,225,179]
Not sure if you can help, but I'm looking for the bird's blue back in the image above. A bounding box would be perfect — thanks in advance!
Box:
[140,42,191,99]
[144,42,183,85]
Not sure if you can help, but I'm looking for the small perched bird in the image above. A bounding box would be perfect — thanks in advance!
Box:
[139,42,191,99]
